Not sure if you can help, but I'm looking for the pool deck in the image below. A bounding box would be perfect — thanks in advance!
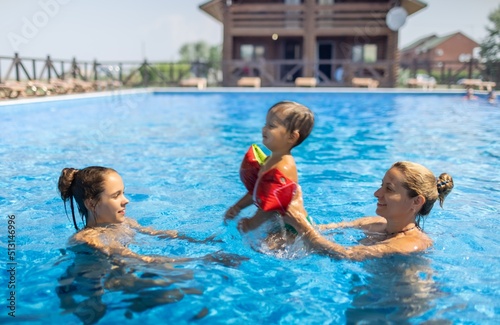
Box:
[0,87,481,106]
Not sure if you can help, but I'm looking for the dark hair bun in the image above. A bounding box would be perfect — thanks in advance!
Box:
[58,168,79,200]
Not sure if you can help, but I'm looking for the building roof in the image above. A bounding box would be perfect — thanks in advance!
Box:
[199,0,223,23]
[401,34,437,51]
[401,0,427,16]
[402,32,479,53]
[199,0,427,24]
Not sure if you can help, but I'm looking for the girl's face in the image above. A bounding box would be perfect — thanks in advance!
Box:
[262,110,291,152]
[91,172,129,225]
[374,168,416,221]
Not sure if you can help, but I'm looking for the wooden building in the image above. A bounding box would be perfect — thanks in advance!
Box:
[200,0,427,87]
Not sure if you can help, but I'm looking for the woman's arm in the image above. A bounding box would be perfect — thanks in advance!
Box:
[300,227,419,261]
[126,219,219,243]
[283,187,428,261]
[72,230,183,264]
[127,218,178,238]
[318,217,386,231]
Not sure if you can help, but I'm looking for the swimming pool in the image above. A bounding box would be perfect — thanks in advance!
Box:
[1,89,499,324]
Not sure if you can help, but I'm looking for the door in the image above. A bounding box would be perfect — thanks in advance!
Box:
[281,40,302,82]
[317,41,334,82]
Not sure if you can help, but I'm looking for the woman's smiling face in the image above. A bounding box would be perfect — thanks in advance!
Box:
[374,167,415,220]
[91,171,129,225]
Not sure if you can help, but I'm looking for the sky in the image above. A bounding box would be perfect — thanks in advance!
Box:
[0,0,499,63]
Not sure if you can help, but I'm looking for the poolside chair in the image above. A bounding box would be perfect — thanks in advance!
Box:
[351,77,379,89]
[237,77,261,88]
[458,79,496,91]
[0,84,11,99]
[49,79,75,94]
[27,80,58,96]
[480,81,496,92]
[0,81,33,98]
[407,74,436,90]
[72,78,95,92]
[458,79,482,89]
[295,77,317,87]
[179,77,207,89]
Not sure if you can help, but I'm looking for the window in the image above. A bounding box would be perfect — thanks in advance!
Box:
[352,44,377,63]
[240,44,265,60]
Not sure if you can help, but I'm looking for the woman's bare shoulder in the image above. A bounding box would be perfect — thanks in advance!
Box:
[124,218,140,228]
[383,231,433,253]
[70,228,94,243]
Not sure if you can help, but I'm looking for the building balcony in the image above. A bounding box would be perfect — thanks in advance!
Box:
[225,2,391,36]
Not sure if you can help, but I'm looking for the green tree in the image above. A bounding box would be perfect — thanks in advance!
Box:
[481,5,500,61]
[480,5,500,83]
[178,41,221,83]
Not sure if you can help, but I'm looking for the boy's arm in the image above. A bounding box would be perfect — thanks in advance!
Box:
[224,192,253,220]
[238,209,274,233]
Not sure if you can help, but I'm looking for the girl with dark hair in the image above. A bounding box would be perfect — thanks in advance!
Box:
[58,166,218,263]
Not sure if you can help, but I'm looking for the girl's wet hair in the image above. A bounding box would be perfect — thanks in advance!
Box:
[268,101,315,147]
[391,161,454,228]
[58,166,116,230]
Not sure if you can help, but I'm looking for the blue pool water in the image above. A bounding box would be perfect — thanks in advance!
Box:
[1,90,499,324]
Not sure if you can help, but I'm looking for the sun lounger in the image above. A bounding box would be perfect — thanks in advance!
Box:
[1,81,33,98]
[0,84,12,99]
[295,77,317,87]
[459,79,483,89]
[407,78,436,90]
[480,81,496,91]
[351,77,379,88]
[49,79,75,94]
[459,79,496,91]
[237,77,261,88]
[54,78,95,93]
[179,77,207,89]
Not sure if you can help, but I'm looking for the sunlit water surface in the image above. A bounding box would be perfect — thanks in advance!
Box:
[0,90,499,324]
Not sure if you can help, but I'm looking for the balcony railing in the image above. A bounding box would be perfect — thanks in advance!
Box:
[227,3,390,31]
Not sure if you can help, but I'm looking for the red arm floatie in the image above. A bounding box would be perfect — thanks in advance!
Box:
[253,168,297,215]
[239,144,267,193]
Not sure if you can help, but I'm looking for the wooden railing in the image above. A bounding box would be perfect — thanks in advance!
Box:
[400,59,499,86]
[229,4,305,30]
[0,53,213,87]
[227,2,390,31]
[223,58,393,86]
[1,53,497,90]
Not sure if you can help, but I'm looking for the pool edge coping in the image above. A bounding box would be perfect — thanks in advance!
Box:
[0,87,477,106]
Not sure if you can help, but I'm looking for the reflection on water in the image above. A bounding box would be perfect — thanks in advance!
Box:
[55,245,200,324]
[55,243,247,324]
[2,93,498,323]
[346,255,446,324]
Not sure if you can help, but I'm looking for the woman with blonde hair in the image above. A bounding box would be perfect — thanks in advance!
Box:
[284,161,454,261]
